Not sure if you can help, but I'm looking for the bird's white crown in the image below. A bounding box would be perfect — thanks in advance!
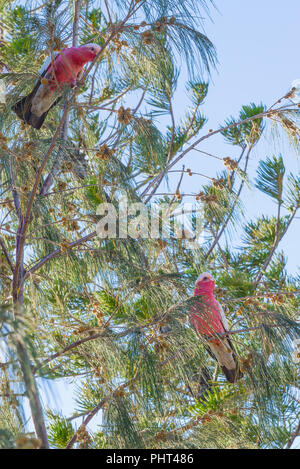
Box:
[81,43,101,53]
[196,272,214,283]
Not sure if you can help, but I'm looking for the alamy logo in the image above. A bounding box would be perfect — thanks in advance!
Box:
[95,195,204,249]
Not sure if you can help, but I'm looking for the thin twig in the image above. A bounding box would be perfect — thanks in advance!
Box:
[141,104,296,200]
[286,420,300,449]
[254,207,298,285]
[0,236,14,272]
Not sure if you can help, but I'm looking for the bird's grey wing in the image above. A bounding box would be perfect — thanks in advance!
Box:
[38,52,59,76]
[216,303,244,382]
[218,302,236,353]
[219,302,230,332]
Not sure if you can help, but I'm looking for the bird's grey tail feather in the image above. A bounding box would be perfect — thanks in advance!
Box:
[221,365,243,384]
[27,110,49,130]
[12,95,61,129]
[222,335,244,383]
[12,96,49,129]
[11,95,30,122]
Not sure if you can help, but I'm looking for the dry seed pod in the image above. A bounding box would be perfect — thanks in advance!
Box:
[117,106,132,124]
[95,144,114,160]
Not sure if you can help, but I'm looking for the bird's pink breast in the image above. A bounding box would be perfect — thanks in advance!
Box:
[47,48,94,87]
[190,294,225,337]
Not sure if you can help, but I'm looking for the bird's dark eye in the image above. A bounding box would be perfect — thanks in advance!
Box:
[203,277,208,280]
[91,47,94,51]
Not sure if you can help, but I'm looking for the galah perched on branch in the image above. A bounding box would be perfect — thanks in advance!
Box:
[12,43,101,129]
[190,272,243,383]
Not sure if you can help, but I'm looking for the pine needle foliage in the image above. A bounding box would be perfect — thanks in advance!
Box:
[0,0,299,450]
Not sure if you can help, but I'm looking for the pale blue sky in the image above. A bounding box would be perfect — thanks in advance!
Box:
[160,0,300,277]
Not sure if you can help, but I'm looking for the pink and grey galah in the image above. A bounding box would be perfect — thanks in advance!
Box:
[189,272,243,383]
[12,43,101,129]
